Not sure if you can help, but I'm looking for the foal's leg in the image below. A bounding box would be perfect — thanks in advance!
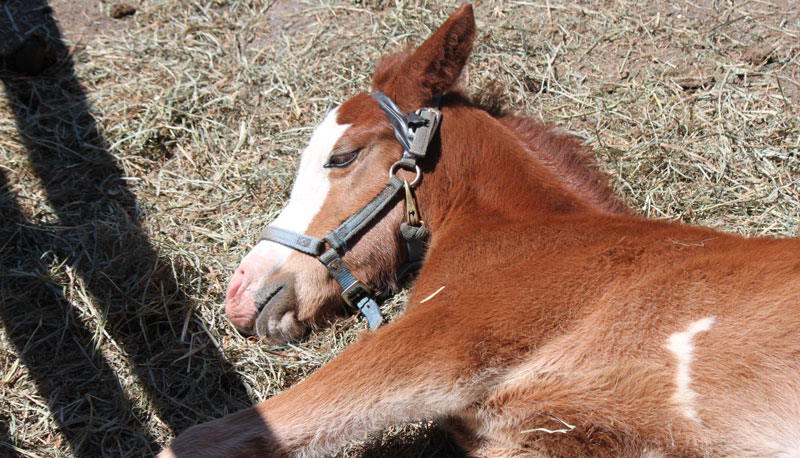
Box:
[159,307,495,458]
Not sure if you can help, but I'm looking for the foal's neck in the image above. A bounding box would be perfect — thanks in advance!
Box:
[416,103,620,236]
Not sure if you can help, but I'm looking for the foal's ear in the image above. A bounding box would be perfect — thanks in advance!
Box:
[376,4,475,107]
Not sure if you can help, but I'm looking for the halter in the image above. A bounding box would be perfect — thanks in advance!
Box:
[257,92,442,330]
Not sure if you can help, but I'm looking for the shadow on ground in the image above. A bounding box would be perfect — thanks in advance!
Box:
[0,2,252,456]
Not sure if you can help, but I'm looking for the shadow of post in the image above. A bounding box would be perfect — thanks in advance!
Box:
[0,172,163,455]
[0,1,252,455]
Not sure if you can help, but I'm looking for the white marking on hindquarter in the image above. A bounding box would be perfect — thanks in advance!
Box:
[246,107,349,268]
[665,316,715,422]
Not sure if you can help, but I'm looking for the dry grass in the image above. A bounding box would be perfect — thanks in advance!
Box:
[0,0,798,457]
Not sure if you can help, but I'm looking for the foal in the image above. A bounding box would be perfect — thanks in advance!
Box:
[163,4,800,457]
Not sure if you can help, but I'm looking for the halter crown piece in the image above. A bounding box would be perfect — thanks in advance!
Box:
[258,92,442,330]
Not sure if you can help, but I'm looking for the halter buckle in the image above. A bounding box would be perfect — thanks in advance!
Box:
[341,280,373,309]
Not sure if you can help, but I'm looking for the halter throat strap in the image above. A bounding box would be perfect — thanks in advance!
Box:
[258,92,442,330]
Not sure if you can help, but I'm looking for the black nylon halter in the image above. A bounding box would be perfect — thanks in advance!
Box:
[257,92,442,330]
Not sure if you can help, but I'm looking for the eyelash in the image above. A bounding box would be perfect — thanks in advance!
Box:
[324,149,361,168]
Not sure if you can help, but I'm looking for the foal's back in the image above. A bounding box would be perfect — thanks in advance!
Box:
[412,214,800,457]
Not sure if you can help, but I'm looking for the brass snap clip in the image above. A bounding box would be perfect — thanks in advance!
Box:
[403,179,422,227]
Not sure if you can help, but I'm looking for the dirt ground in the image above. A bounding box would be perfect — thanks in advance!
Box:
[0,0,798,457]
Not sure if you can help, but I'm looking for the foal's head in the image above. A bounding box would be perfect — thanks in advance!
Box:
[225,5,476,341]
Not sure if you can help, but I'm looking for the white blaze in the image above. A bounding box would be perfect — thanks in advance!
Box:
[240,107,348,274]
[665,316,715,422]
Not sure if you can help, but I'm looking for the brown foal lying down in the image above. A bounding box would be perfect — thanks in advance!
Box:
[161,4,800,457]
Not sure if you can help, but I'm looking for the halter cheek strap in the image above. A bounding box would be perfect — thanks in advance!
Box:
[258,91,441,330]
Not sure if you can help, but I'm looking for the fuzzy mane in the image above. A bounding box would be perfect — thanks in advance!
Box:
[499,114,630,215]
[470,82,629,215]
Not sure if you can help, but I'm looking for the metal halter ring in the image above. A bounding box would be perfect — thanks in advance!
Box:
[389,162,421,187]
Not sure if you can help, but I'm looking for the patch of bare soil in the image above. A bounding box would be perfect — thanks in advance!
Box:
[0,0,139,51]
[0,0,139,75]
[51,0,139,43]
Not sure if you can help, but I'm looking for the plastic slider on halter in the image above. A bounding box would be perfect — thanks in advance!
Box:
[257,92,441,331]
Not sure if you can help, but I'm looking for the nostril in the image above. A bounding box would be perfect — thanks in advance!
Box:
[253,277,301,341]
[254,283,284,313]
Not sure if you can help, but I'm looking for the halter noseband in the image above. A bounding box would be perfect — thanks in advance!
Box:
[257,91,442,330]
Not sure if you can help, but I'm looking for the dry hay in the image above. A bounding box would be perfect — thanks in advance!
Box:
[0,0,798,457]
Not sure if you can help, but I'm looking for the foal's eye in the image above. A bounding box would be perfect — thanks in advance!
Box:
[324,149,361,168]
